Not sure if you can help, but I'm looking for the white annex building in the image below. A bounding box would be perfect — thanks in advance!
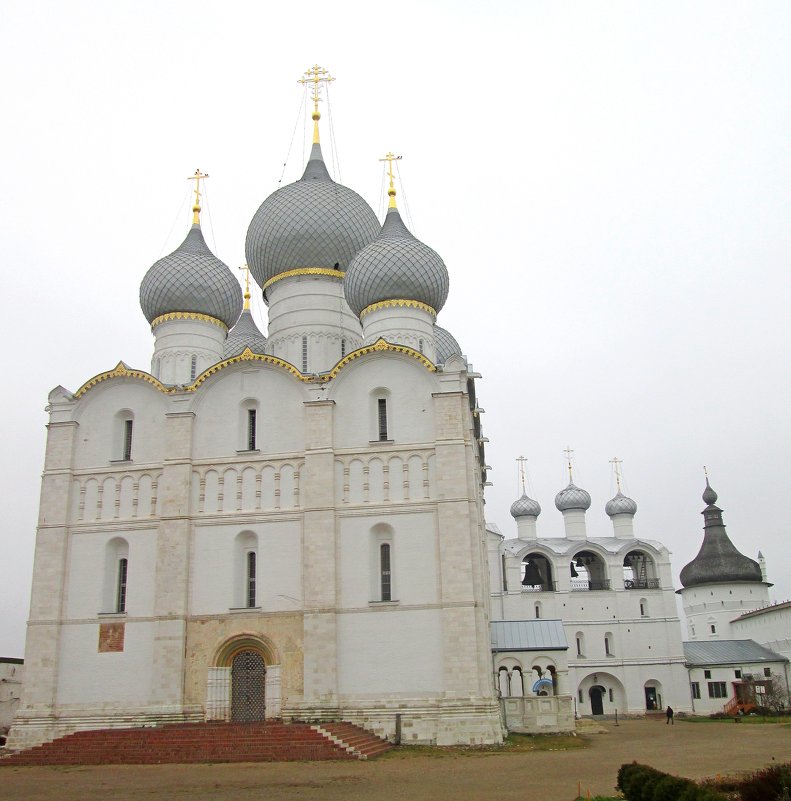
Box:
[9,68,789,753]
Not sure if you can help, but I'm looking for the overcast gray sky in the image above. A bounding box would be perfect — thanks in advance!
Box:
[2,1,789,655]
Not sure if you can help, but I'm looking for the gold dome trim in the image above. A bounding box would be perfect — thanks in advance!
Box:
[189,348,310,387]
[150,311,228,331]
[74,362,170,398]
[262,267,346,292]
[326,338,436,379]
[359,299,437,319]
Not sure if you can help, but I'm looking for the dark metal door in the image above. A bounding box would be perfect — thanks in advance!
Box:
[590,686,604,715]
[231,650,266,722]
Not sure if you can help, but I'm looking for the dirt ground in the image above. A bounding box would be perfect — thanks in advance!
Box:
[2,718,789,801]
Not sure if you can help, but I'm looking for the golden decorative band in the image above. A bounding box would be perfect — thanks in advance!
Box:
[263,267,346,292]
[151,312,227,331]
[326,338,436,379]
[75,361,169,398]
[359,299,437,319]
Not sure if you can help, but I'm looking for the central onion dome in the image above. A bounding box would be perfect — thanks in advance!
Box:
[605,491,637,517]
[510,492,542,519]
[344,206,450,317]
[140,223,243,328]
[245,142,380,295]
[434,325,462,363]
[555,482,592,512]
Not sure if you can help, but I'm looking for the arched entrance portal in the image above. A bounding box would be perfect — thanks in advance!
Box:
[208,635,281,723]
[231,649,267,722]
[589,685,605,716]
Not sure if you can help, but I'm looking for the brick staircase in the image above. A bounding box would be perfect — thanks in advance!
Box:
[0,721,392,766]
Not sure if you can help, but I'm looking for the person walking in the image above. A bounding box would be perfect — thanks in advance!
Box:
[666,705,674,725]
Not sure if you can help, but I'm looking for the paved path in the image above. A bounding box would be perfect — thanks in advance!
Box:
[2,718,789,801]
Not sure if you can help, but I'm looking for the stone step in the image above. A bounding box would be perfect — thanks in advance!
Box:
[1,721,392,766]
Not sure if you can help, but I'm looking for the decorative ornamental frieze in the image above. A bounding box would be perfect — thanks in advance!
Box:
[150,311,228,331]
[326,338,436,379]
[74,362,170,398]
[262,267,346,292]
[359,298,437,319]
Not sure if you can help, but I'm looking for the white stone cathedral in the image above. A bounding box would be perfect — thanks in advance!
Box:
[11,69,789,752]
[10,70,502,750]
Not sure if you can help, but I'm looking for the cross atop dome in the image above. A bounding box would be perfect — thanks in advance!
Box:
[189,169,209,224]
[299,64,335,143]
[563,445,575,481]
[610,456,623,491]
[516,455,528,493]
[238,264,252,310]
[379,152,403,208]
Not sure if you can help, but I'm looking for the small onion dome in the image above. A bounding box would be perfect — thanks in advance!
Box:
[554,482,592,512]
[434,325,462,363]
[140,224,243,328]
[344,206,450,317]
[510,492,541,519]
[245,142,380,292]
[223,309,267,358]
[605,490,637,517]
[702,478,718,506]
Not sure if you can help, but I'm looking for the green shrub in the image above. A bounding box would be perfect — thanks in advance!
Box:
[737,763,791,801]
[618,763,726,801]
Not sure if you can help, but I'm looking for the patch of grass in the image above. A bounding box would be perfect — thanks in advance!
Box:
[681,714,789,724]
[381,732,587,759]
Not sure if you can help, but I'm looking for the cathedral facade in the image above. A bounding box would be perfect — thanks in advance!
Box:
[9,72,502,750]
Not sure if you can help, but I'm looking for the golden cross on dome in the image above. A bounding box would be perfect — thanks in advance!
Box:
[516,455,528,493]
[188,169,209,224]
[610,456,623,491]
[298,64,334,143]
[238,264,251,310]
[379,152,403,209]
[563,446,575,481]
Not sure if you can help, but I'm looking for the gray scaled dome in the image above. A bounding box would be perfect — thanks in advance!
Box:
[605,491,637,517]
[679,480,764,588]
[344,206,450,317]
[245,143,380,293]
[434,325,462,363]
[223,308,268,358]
[510,492,541,519]
[555,482,592,512]
[140,224,243,328]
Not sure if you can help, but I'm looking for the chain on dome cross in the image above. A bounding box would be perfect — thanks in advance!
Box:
[189,169,209,224]
[379,152,403,208]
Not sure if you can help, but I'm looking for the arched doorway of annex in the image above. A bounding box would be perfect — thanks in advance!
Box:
[208,634,281,723]
[644,678,664,712]
[577,672,625,718]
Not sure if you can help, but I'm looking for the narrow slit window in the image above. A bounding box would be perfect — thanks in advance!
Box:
[418,338,424,353]
[341,338,346,358]
[123,420,133,461]
[247,409,257,450]
[380,543,391,601]
[246,551,257,608]
[116,558,128,613]
[605,636,612,655]
[302,336,308,373]
[377,398,388,441]
[190,354,197,381]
